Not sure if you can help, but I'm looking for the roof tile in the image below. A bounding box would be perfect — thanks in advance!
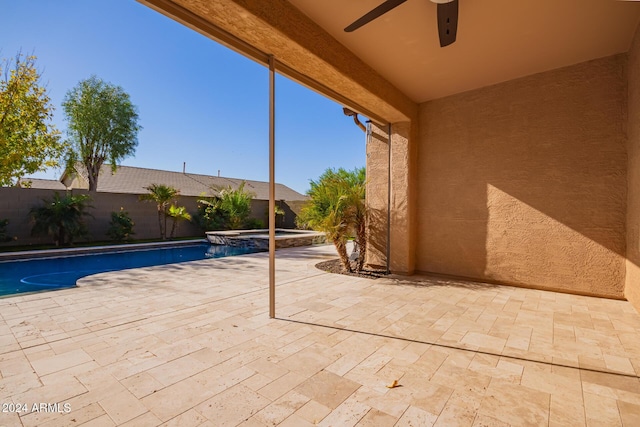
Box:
[87,165,308,201]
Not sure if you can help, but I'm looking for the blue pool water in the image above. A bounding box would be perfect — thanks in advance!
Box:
[0,243,260,297]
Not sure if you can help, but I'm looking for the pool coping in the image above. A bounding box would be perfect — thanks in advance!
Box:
[205,228,323,239]
[205,229,326,250]
[0,239,207,261]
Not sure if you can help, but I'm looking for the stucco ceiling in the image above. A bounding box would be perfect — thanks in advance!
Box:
[287,0,640,103]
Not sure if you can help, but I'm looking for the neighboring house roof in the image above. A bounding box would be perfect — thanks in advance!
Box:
[62,165,308,201]
[18,178,68,191]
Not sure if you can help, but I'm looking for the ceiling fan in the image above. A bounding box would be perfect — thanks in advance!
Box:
[344,0,459,47]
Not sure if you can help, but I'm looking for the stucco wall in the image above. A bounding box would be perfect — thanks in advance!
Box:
[366,123,390,269]
[626,25,640,310]
[417,55,627,298]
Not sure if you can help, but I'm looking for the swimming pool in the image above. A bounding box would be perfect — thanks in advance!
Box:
[0,243,260,297]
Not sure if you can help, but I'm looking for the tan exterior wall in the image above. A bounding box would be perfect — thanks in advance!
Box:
[626,25,640,311]
[144,0,633,301]
[417,55,628,298]
[144,0,421,274]
[366,123,390,269]
[365,122,418,274]
[389,122,417,274]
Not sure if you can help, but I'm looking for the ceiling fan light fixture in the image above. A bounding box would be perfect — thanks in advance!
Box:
[430,0,455,3]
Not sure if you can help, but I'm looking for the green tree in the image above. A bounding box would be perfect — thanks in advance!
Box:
[139,184,179,240]
[29,192,93,246]
[62,76,141,191]
[167,205,192,239]
[0,52,63,186]
[297,167,367,272]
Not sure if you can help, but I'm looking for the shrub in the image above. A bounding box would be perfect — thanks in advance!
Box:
[244,218,265,229]
[297,167,366,272]
[195,198,227,231]
[196,181,255,230]
[30,192,93,246]
[0,219,11,242]
[167,205,191,239]
[107,208,134,242]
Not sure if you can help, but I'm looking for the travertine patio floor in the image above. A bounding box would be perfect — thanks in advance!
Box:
[1,244,640,426]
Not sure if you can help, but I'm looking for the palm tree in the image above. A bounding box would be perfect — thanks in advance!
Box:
[139,184,179,240]
[30,192,93,246]
[298,169,356,272]
[167,204,192,239]
[342,167,367,271]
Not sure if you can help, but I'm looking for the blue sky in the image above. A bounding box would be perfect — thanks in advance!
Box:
[1,0,367,194]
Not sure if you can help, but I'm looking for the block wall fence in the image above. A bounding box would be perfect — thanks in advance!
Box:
[0,188,303,247]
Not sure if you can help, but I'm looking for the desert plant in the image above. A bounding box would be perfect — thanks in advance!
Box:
[30,192,93,246]
[297,171,352,271]
[341,167,367,271]
[167,205,191,239]
[297,167,367,272]
[218,182,253,229]
[196,181,255,230]
[139,184,179,240]
[107,208,134,242]
[195,197,228,231]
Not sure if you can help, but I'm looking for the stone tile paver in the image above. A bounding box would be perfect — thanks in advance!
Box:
[0,245,640,426]
[195,384,270,426]
[293,399,332,424]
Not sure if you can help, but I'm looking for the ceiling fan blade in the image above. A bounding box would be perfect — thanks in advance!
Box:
[437,0,458,47]
[344,0,408,32]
